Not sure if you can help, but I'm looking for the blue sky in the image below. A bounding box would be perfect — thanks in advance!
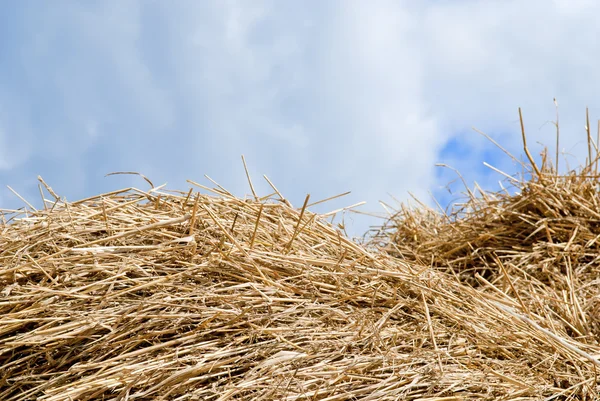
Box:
[1,1,599,237]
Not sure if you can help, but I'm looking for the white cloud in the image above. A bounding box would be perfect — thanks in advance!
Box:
[0,122,10,171]
[3,1,600,235]
[0,103,34,171]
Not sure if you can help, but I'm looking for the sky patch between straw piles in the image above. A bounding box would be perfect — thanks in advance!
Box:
[0,1,599,235]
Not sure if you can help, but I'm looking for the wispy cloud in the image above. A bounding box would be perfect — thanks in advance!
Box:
[1,1,599,235]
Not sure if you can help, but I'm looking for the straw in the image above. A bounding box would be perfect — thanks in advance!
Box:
[2,110,600,399]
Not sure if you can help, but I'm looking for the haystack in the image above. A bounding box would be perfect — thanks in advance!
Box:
[2,121,600,399]
[377,111,600,399]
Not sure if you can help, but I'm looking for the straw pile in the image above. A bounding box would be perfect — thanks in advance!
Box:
[377,116,600,399]
[2,131,600,399]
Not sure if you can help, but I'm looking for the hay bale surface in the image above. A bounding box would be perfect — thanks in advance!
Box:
[379,149,600,399]
[1,165,600,399]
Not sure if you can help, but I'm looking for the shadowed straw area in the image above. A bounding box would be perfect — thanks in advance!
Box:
[1,171,599,400]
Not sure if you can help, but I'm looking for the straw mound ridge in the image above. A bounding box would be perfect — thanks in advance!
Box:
[1,173,599,399]
[380,155,600,398]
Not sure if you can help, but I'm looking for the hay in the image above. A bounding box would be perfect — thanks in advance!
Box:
[377,124,600,398]
[2,136,600,399]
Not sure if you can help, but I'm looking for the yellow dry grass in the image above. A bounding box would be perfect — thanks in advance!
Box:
[1,111,600,400]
